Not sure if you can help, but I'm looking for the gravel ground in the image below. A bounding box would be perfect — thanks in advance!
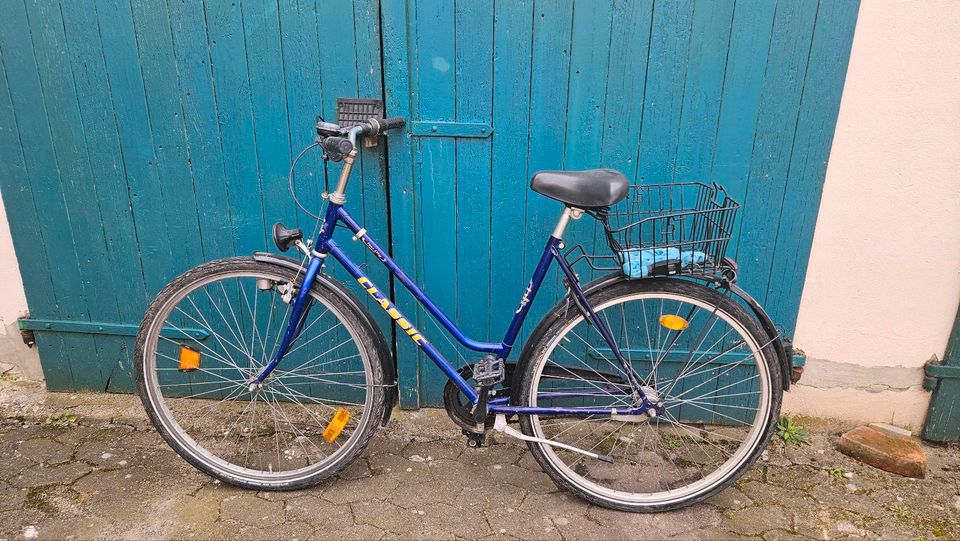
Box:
[0,378,957,540]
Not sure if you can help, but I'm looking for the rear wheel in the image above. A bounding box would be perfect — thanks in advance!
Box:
[134,257,387,490]
[517,278,781,512]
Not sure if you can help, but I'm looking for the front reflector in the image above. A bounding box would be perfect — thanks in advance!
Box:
[659,314,689,331]
[178,345,201,372]
[323,407,351,443]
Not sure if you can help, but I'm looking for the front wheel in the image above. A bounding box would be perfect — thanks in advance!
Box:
[516,278,782,512]
[134,257,387,490]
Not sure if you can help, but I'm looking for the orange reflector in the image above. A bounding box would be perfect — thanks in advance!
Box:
[659,314,689,331]
[178,345,201,372]
[323,408,351,443]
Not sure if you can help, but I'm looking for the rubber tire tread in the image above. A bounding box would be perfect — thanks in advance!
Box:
[134,257,387,490]
[515,278,782,512]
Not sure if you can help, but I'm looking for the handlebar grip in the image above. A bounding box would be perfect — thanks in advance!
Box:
[364,116,406,136]
[321,136,353,161]
[381,117,406,131]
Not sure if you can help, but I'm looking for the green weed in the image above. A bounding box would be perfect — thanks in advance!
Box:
[776,416,811,446]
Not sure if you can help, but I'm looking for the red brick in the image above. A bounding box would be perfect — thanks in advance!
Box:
[837,424,927,478]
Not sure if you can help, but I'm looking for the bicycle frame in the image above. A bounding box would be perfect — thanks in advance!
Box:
[253,198,653,417]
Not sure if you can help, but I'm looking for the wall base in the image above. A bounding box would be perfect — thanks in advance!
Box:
[0,320,43,382]
[783,357,930,433]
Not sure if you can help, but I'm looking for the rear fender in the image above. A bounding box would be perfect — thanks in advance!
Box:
[514,272,793,394]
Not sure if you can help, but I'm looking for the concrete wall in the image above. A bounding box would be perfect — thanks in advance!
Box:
[787,0,960,431]
[0,191,42,380]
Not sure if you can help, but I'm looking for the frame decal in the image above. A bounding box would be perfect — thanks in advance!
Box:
[357,276,427,346]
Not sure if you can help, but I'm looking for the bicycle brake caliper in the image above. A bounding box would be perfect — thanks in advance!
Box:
[277,282,296,304]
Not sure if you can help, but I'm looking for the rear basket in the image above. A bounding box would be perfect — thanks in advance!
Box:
[583,181,740,279]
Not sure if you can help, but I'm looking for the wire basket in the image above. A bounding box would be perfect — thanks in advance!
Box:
[589,181,740,279]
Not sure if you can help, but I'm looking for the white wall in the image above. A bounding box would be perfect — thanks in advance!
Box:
[0,195,28,326]
[788,0,960,430]
[0,188,42,381]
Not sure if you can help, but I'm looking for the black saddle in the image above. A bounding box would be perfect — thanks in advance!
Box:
[530,169,629,208]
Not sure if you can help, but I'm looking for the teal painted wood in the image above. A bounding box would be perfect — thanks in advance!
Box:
[0,29,74,390]
[923,303,960,441]
[315,0,394,341]
[0,2,91,390]
[204,2,266,256]
[2,0,388,393]
[488,0,535,379]
[522,0,574,348]
[734,0,819,304]
[453,0,494,346]
[383,0,859,406]
[595,0,655,289]
[381,0,420,407]
[412,0,461,403]
[563,0,615,290]
[25,1,132,391]
[763,0,860,332]
[4,0,857,405]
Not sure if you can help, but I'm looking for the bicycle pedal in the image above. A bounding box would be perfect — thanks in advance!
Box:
[462,429,486,448]
[472,355,505,386]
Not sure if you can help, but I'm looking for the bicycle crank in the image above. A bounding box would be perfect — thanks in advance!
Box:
[492,415,614,464]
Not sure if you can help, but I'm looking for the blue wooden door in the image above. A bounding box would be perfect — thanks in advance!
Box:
[382,0,859,407]
[0,0,390,391]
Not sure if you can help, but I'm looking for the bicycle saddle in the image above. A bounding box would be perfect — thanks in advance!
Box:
[530,168,629,208]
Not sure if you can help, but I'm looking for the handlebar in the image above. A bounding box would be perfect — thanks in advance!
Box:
[315,116,406,161]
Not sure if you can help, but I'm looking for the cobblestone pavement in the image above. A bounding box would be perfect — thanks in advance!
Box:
[0,379,957,540]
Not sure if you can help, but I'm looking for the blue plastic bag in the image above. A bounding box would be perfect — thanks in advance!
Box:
[621,248,707,278]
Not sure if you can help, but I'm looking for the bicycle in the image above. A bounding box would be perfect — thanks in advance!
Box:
[134,114,792,512]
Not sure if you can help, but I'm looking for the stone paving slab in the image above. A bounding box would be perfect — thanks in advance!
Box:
[0,379,957,540]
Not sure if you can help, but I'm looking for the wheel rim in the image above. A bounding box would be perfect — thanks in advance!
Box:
[142,268,374,484]
[528,290,772,506]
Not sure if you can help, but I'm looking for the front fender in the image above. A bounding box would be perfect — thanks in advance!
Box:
[253,252,397,425]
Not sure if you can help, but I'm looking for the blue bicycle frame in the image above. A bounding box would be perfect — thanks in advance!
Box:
[253,197,653,417]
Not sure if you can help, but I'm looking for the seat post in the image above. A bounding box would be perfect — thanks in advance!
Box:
[551,206,583,240]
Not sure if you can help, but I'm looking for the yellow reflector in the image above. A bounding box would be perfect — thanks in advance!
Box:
[659,314,689,331]
[323,408,351,443]
[178,345,201,372]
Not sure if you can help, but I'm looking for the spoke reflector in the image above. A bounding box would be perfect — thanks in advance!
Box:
[178,345,201,372]
[323,408,351,443]
[659,314,689,331]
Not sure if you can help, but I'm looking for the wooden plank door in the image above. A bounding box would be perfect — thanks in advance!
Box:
[0,0,390,391]
[382,0,859,407]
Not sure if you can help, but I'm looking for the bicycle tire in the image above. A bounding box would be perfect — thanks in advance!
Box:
[134,257,387,490]
[516,278,782,512]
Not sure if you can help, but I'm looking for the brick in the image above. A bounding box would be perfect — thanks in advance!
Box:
[837,424,927,478]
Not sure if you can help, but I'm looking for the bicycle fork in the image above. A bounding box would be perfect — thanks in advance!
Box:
[250,253,323,388]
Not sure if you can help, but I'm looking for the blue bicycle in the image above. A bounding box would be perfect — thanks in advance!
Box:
[135,115,788,512]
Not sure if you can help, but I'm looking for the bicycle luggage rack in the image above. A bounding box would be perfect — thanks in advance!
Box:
[567,181,740,281]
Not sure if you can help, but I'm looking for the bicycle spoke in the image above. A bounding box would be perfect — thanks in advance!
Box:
[526,285,774,505]
[143,267,375,483]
